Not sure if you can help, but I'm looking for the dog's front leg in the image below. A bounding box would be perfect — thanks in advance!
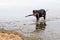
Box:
[36,17,39,24]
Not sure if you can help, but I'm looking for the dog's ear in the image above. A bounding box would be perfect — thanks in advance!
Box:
[33,10,39,13]
[33,10,35,13]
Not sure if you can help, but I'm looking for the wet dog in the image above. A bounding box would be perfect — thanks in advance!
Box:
[25,9,46,24]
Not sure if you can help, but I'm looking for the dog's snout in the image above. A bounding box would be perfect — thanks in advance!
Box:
[33,13,39,16]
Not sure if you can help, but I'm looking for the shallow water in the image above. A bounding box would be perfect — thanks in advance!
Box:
[0,0,60,40]
[0,18,60,40]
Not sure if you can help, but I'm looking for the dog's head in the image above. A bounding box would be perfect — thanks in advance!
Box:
[33,10,39,16]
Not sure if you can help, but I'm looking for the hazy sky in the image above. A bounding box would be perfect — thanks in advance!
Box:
[0,0,60,20]
[0,0,59,8]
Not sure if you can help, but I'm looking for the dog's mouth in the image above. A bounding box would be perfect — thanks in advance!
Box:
[25,13,39,17]
[33,13,36,16]
[33,13,39,16]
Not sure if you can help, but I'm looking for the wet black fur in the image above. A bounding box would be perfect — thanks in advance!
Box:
[33,9,46,22]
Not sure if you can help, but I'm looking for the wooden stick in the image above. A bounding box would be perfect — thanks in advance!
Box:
[25,14,33,17]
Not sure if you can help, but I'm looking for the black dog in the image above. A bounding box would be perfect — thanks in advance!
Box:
[25,9,46,23]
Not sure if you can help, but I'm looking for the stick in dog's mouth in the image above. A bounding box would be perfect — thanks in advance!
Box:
[25,14,33,17]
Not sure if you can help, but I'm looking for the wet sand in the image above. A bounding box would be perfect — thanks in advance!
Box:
[0,29,23,40]
[0,19,60,40]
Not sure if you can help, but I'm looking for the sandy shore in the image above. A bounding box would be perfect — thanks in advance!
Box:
[0,29,22,40]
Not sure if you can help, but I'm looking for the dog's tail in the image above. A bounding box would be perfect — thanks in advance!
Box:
[25,14,33,17]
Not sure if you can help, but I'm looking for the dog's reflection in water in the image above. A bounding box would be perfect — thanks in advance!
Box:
[36,22,46,30]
